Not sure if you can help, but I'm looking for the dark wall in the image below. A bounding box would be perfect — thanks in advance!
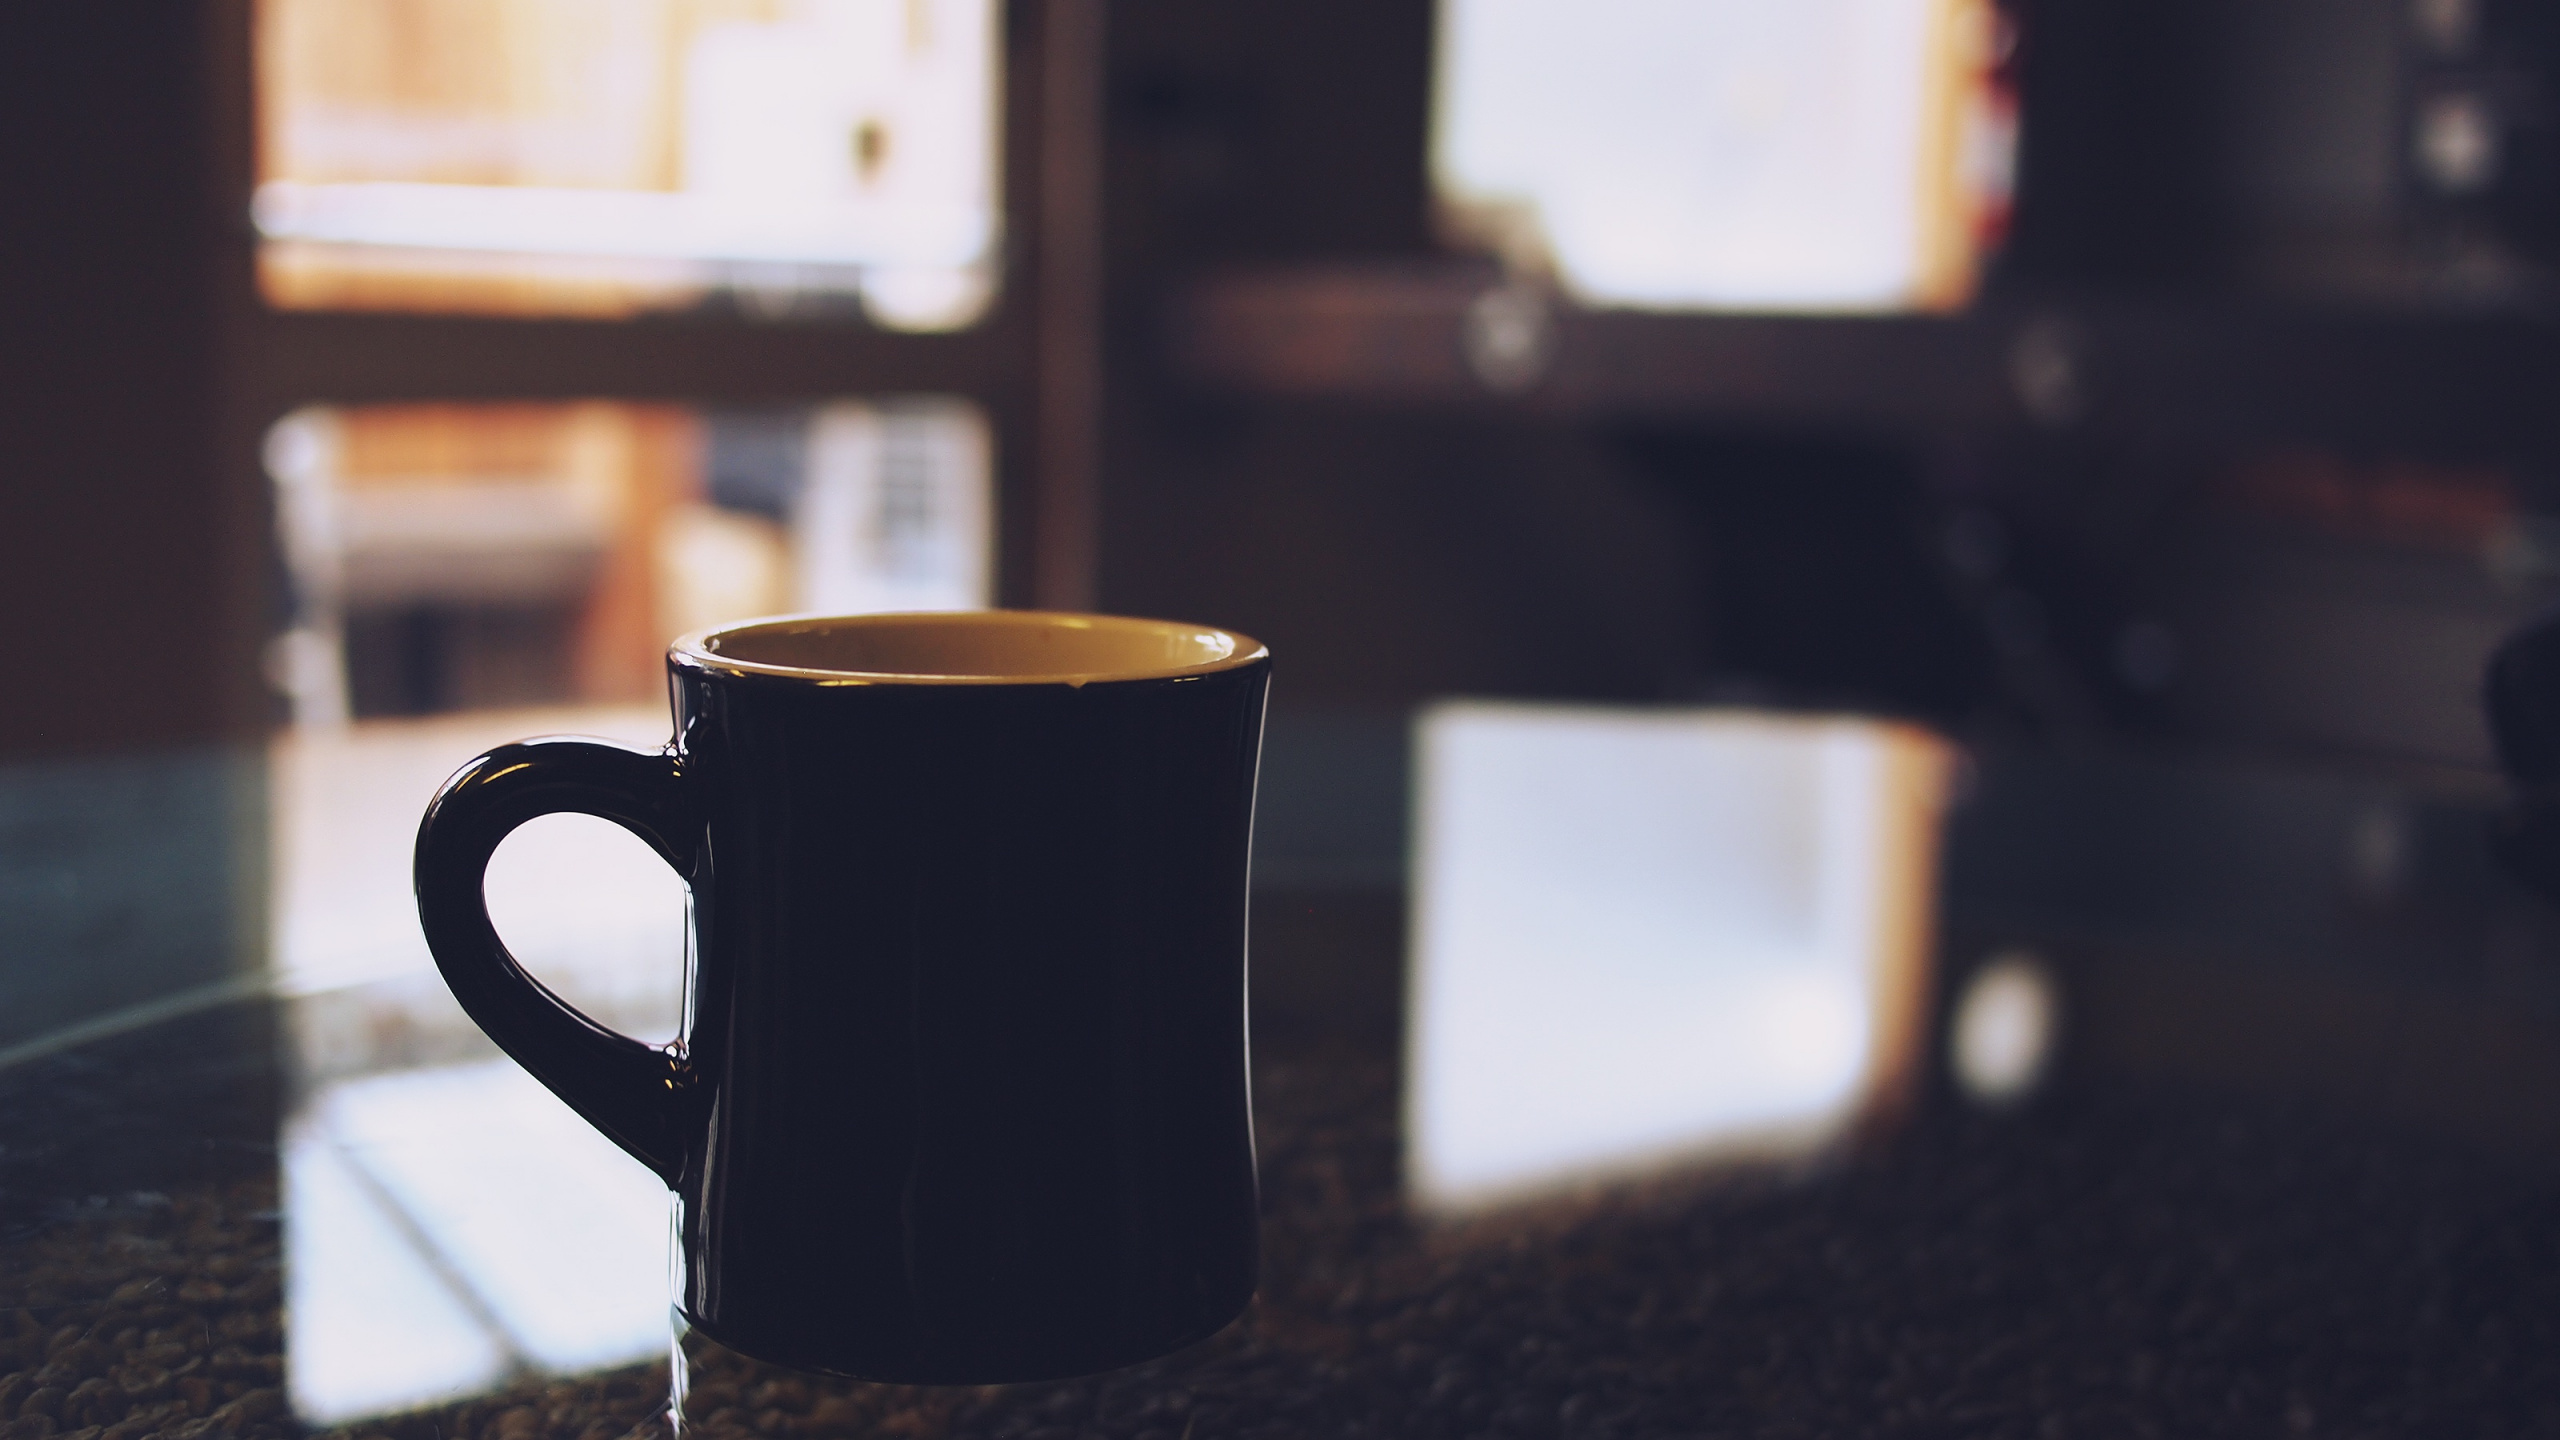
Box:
[1107,406,1703,708]
[1106,0,1438,269]
[2001,0,2227,289]
[0,4,259,760]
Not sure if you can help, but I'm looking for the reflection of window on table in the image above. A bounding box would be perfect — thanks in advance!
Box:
[254,0,1001,325]
[1406,704,1954,1212]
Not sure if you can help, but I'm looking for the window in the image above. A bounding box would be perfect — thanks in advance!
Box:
[266,399,992,722]
[255,0,1001,326]
[1431,0,2016,312]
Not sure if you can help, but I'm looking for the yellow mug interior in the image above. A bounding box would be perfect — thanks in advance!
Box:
[674,611,1266,685]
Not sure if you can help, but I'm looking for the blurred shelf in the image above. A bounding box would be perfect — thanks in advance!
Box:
[1168,263,2560,457]
[241,308,1021,414]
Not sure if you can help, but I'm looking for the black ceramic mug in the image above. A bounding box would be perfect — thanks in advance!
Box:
[414,611,1270,1383]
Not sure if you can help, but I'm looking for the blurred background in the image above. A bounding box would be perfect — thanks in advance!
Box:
[8,0,2560,1423]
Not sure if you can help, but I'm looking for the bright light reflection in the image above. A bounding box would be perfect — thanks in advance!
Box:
[1951,950,2058,1105]
[1407,703,1951,1210]
[286,1058,673,1425]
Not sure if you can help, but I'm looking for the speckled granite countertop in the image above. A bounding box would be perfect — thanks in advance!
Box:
[6,996,2560,1439]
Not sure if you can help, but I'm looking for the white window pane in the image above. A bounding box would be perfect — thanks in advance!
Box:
[1432,0,2013,312]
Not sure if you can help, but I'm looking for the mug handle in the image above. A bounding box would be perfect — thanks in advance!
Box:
[414,736,699,1187]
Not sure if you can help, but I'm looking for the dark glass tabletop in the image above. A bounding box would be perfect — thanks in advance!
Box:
[8,910,2560,1440]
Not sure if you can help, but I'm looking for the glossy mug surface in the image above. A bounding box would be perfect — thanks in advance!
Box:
[414,612,1271,1383]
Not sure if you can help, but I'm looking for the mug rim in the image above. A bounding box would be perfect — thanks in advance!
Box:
[669,610,1270,686]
